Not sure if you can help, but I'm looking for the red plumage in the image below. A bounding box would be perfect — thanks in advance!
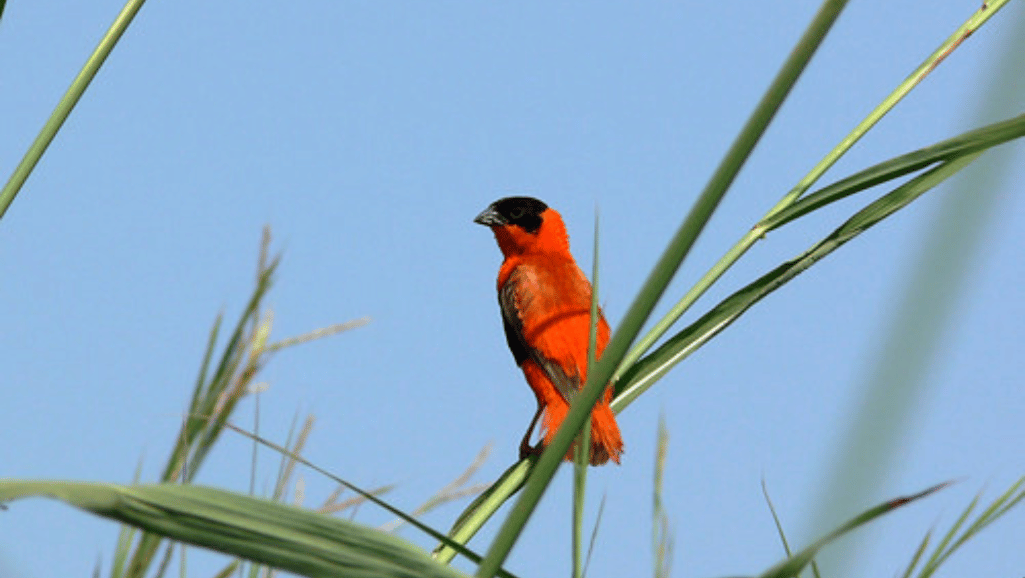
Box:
[475,197,624,465]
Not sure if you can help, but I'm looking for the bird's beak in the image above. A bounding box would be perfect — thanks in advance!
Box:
[474,205,506,227]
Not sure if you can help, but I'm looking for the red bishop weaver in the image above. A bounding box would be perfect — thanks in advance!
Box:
[475,196,624,465]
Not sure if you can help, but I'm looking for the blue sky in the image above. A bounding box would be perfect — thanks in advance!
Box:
[2,2,1024,578]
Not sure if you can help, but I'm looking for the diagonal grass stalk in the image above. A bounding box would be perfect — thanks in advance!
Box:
[652,416,672,578]
[613,0,1014,384]
[612,149,987,412]
[473,2,850,576]
[0,0,148,220]
[897,477,1025,578]
[218,424,508,576]
[759,114,1025,231]
[611,112,1025,409]
[755,483,951,578]
[762,479,823,578]
[440,21,1024,566]
[922,478,1025,577]
[110,230,370,578]
[116,251,278,578]
[808,6,1025,573]
[437,83,1025,578]
[433,461,533,564]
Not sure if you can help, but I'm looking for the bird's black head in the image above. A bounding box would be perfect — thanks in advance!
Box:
[473,197,549,234]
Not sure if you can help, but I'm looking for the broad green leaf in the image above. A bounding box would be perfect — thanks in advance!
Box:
[0,481,468,578]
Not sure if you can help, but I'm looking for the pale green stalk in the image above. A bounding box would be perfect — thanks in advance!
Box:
[808,4,1025,573]
[613,0,1012,384]
[572,211,602,578]
[652,417,672,578]
[432,462,532,564]
[0,0,148,220]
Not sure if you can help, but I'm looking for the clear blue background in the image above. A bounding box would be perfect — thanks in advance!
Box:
[2,2,1023,578]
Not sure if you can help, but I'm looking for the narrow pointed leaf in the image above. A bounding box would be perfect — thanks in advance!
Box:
[760,113,1025,231]
[756,482,949,578]
[613,152,979,410]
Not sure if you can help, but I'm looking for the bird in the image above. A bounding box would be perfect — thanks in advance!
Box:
[474,196,624,465]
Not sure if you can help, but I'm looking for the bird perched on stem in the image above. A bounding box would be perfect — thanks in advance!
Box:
[474,196,624,466]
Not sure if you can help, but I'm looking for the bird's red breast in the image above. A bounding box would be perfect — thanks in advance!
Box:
[475,197,624,465]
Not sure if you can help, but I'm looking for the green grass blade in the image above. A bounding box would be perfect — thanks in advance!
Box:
[271,413,310,503]
[111,521,138,578]
[110,457,146,578]
[0,0,148,221]
[614,1,1013,381]
[191,313,224,419]
[807,9,1025,570]
[762,480,793,558]
[587,209,601,397]
[571,458,587,578]
[756,482,949,578]
[613,151,980,412]
[761,478,823,578]
[211,564,239,578]
[473,4,848,577]
[900,529,932,578]
[919,492,979,576]
[0,481,470,578]
[652,416,672,578]
[990,476,1025,519]
[765,0,1010,218]
[918,477,1025,578]
[432,460,533,564]
[761,113,1025,231]
[123,252,278,578]
[582,496,605,578]
[220,423,511,576]
[159,257,276,486]
[174,258,280,483]
[152,541,174,578]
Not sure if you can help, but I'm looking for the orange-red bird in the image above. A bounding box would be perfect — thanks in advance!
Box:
[475,197,624,466]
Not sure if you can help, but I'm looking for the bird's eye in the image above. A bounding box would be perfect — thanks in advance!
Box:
[510,207,526,219]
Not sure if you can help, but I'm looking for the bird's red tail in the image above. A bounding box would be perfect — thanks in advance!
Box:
[540,385,624,466]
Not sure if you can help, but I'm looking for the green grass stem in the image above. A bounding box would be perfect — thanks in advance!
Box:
[613,149,984,411]
[614,0,1012,384]
[807,7,1025,572]
[0,0,148,220]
